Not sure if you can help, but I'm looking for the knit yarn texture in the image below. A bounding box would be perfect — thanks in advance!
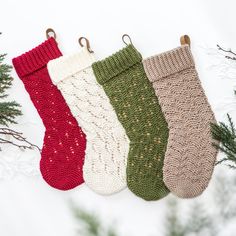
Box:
[143,45,218,198]
[92,44,169,201]
[48,48,129,195]
[12,38,86,190]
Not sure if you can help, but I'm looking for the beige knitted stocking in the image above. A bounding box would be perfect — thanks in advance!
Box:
[143,45,218,198]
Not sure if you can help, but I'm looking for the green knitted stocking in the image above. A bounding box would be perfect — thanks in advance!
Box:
[92,45,169,201]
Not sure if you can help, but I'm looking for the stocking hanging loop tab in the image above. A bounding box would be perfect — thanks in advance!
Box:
[122,34,133,46]
[180,35,191,47]
[46,28,57,40]
[78,37,94,53]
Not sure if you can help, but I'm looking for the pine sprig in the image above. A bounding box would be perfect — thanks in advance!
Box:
[74,208,101,236]
[184,202,214,236]
[0,53,22,126]
[211,114,236,168]
[0,52,38,151]
[165,199,185,236]
[0,54,13,98]
[210,44,236,168]
[72,205,118,236]
[0,101,22,125]
[164,173,236,236]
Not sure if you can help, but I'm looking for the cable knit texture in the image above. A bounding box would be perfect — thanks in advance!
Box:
[92,45,169,201]
[143,45,218,198]
[48,48,129,195]
[12,38,86,190]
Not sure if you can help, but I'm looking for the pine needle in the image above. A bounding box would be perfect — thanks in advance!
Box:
[0,54,22,126]
[211,114,236,168]
[71,205,118,236]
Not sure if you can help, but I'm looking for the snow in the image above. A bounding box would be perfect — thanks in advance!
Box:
[0,0,236,235]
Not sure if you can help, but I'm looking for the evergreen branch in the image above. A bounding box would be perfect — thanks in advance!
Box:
[0,53,22,126]
[185,202,215,236]
[228,113,236,134]
[165,198,185,236]
[211,114,236,166]
[0,101,22,126]
[214,143,235,161]
[211,45,236,168]
[213,174,236,222]
[0,54,14,97]
[107,229,118,236]
[164,173,236,236]
[74,207,101,236]
[0,52,36,151]
[71,205,118,236]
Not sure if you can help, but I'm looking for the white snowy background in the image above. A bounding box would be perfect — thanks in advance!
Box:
[1,0,236,235]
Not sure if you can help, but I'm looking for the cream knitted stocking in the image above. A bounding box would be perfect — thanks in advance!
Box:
[48,48,129,195]
[143,45,218,198]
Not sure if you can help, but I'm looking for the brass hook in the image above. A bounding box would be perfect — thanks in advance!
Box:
[78,37,94,53]
[122,34,133,46]
[180,35,191,47]
[46,28,57,39]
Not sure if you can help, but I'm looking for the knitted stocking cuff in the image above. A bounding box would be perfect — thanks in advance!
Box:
[143,45,195,81]
[12,37,62,78]
[48,48,96,84]
[92,44,142,85]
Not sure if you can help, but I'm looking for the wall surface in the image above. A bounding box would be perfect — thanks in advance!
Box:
[0,0,236,235]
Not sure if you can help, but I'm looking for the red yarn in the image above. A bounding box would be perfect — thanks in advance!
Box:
[12,38,86,190]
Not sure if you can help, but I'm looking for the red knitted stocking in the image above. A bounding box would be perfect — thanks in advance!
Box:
[12,38,86,190]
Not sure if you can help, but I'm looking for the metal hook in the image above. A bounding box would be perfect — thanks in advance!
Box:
[78,37,94,53]
[46,28,57,39]
[122,34,133,46]
[180,35,191,47]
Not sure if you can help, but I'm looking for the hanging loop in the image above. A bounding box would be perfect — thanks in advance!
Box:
[180,35,191,47]
[78,37,94,53]
[122,34,133,46]
[46,28,57,39]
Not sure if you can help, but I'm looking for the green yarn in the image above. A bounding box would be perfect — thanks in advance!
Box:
[92,45,169,201]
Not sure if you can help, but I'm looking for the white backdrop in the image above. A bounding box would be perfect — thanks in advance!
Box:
[1,0,236,235]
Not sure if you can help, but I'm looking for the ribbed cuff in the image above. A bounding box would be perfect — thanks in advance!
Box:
[48,48,96,85]
[92,44,142,85]
[12,37,62,78]
[143,45,195,82]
